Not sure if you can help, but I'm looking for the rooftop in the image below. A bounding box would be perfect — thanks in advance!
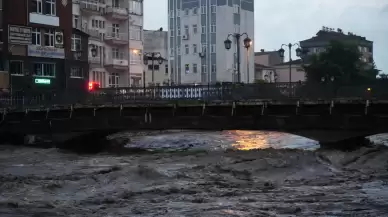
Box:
[300,26,372,44]
[274,59,303,66]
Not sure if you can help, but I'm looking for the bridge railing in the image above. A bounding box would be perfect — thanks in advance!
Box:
[1,82,388,109]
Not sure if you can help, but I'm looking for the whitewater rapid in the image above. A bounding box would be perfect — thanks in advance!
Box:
[0,131,388,216]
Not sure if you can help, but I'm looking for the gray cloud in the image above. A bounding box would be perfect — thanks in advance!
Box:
[144,0,387,73]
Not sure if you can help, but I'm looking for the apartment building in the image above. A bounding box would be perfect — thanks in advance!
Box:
[300,26,374,64]
[1,0,89,96]
[168,0,255,85]
[72,0,144,88]
[143,29,169,86]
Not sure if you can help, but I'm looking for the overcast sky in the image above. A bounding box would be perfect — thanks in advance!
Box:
[144,0,388,73]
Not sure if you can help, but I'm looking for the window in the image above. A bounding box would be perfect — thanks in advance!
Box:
[184,25,189,35]
[73,15,79,28]
[169,10,174,17]
[211,44,216,53]
[201,25,206,34]
[234,24,240,33]
[233,4,240,14]
[112,24,119,37]
[193,64,197,73]
[193,44,197,54]
[112,48,123,59]
[31,0,43,14]
[193,7,197,15]
[185,64,190,73]
[211,5,216,13]
[211,64,216,73]
[165,65,168,75]
[44,29,54,47]
[177,46,181,55]
[45,0,56,16]
[130,49,142,64]
[185,44,189,54]
[201,64,207,73]
[201,6,206,14]
[71,34,81,51]
[32,28,41,45]
[193,25,198,34]
[33,63,55,77]
[108,73,119,87]
[170,48,175,56]
[184,8,189,15]
[211,22,216,33]
[9,61,23,76]
[130,26,142,40]
[177,28,181,36]
[92,71,106,88]
[201,44,207,53]
[70,67,83,78]
[129,0,142,15]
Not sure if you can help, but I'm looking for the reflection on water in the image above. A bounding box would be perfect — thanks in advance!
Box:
[228,130,270,150]
[125,130,320,151]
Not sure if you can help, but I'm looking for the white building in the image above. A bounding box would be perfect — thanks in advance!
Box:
[143,29,169,86]
[168,0,255,85]
[72,0,144,88]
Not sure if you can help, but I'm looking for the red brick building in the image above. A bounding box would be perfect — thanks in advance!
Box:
[1,0,89,98]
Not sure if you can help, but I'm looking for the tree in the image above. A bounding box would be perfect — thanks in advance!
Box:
[304,40,379,85]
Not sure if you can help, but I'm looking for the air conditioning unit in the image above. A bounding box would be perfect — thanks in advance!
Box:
[182,35,189,40]
[55,31,64,48]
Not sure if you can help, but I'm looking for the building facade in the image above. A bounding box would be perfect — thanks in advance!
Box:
[168,0,254,85]
[72,0,144,88]
[300,26,374,64]
[143,29,169,86]
[1,0,89,97]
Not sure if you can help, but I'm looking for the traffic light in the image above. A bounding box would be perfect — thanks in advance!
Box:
[88,81,100,91]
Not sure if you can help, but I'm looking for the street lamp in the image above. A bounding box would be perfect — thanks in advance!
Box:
[224,33,252,83]
[143,52,164,86]
[278,43,305,96]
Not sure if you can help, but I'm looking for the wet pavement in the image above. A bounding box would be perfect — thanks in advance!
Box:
[0,131,388,217]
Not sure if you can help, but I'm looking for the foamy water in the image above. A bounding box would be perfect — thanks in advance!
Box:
[0,131,388,216]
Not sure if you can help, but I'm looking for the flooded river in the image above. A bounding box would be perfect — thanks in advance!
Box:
[1,130,388,217]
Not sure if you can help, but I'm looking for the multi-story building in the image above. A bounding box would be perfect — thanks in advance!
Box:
[168,0,255,85]
[72,0,144,88]
[300,26,374,64]
[143,29,169,86]
[1,0,89,96]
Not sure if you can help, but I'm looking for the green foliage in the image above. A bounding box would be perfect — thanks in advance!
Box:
[304,40,379,85]
[254,79,266,84]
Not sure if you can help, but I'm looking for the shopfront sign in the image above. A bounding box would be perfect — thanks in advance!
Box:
[28,45,65,59]
[8,25,32,45]
[34,78,51,84]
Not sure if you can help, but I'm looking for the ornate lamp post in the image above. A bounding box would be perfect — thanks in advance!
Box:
[143,52,164,87]
[224,33,252,83]
[278,43,304,96]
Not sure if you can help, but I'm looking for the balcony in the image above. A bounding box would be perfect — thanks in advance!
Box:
[105,6,129,20]
[105,59,128,70]
[80,1,105,15]
[104,32,128,45]
[89,56,102,67]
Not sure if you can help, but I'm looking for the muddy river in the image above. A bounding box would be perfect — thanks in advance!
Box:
[1,130,388,217]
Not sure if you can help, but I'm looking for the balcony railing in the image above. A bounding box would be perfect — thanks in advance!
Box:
[80,1,105,14]
[104,59,129,70]
[89,56,102,65]
[104,32,128,44]
[105,6,129,20]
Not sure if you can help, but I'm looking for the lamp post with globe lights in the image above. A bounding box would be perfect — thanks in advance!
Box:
[224,33,252,83]
[278,43,304,96]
